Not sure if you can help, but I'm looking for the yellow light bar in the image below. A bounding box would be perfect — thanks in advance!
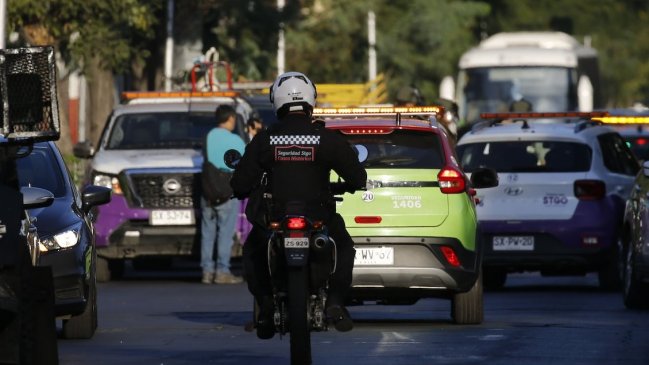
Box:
[121,90,240,101]
[593,116,649,124]
[481,111,609,119]
[313,106,440,115]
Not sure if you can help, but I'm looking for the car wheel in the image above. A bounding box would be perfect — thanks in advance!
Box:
[483,268,507,290]
[62,263,98,339]
[451,270,484,324]
[623,244,649,309]
[96,257,125,282]
[598,246,622,291]
[96,257,111,282]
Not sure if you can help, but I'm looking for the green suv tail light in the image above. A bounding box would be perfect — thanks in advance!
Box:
[438,167,466,194]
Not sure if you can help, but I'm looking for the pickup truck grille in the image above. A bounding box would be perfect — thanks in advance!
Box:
[126,172,200,209]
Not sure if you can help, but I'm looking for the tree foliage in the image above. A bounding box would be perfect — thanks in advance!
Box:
[7,0,161,74]
[481,0,649,106]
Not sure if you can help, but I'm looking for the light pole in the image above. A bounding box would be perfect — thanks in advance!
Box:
[164,0,174,91]
[277,0,285,75]
[0,0,6,49]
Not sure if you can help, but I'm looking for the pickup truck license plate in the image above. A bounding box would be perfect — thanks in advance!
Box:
[493,236,534,251]
[150,210,195,225]
[354,246,394,266]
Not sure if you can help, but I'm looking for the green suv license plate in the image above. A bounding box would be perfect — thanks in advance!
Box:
[493,236,534,251]
[354,246,394,266]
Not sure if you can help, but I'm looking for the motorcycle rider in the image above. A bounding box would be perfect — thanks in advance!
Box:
[230,71,367,339]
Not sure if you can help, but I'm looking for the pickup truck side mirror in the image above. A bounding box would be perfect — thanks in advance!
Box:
[73,140,95,159]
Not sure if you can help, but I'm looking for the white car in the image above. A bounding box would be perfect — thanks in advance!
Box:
[456,113,639,290]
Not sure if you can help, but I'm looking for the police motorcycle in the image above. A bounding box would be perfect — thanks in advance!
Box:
[225,149,352,365]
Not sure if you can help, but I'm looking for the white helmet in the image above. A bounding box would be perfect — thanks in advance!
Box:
[269,71,317,117]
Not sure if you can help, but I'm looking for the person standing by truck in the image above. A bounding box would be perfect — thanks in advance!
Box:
[200,105,246,284]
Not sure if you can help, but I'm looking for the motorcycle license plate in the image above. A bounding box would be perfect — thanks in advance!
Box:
[284,237,309,248]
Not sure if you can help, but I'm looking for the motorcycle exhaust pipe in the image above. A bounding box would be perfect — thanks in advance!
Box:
[312,234,330,249]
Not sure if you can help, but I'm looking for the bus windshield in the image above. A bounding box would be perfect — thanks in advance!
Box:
[458,66,578,124]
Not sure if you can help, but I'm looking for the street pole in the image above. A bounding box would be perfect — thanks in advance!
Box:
[0,0,6,49]
[368,10,376,83]
[164,0,174,91]
[277,0,285,75]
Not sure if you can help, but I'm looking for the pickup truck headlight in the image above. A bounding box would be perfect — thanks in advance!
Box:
[39,224,81,252]
[92,172,123,194]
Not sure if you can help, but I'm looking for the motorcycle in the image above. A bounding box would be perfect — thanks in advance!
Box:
[224,149,345,365]
[265,200,339,364]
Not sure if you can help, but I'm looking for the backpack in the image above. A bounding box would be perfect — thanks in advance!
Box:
[201,137,234,206]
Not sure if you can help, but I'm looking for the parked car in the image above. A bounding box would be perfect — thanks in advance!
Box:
[73,91,254,281]
[618,125,649,162]
[456,112,639,290]
[16,141,112,339]
[596,109,649,162]
[619,160,649,309]
[316,106,498,324]
[244,93,278,127]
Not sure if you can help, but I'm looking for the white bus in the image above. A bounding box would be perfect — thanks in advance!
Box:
[440,31,601,129]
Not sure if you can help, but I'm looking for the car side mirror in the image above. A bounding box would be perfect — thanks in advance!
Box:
[81,185,112,213]
[73,140,95,159]
[21,186,54,209]
[470,167,499,189]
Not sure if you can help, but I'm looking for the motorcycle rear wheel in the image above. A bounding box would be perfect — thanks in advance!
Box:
[288,266,311,365]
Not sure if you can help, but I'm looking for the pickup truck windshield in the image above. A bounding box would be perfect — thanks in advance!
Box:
[105,112,237,150]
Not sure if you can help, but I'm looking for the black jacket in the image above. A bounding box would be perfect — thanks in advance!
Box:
[231,112,367,221]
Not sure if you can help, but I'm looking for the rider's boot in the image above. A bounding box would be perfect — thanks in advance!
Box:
[256,295,275,339]
[325,295,353,332]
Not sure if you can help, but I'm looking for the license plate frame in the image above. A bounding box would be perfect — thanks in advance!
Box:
[149,209,195,226]
[492,236,534,251]
[354,246,394,266]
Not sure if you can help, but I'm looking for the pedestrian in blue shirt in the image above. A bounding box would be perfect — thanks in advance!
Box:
[201,104,246,284]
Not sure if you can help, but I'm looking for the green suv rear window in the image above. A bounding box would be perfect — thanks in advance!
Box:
[343,130,444,169]
[458,141,592,172]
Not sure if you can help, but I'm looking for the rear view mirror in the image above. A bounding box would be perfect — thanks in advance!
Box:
[354,144,368,163]
[224,149,242,169]
[470,167,499,189]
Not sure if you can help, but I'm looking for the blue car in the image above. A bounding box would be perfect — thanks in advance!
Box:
[17,141,111,339]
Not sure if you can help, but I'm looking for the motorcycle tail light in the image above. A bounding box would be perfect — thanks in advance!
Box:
[440,246,461,267]
[287,217,307,230]
[438,166,465,194]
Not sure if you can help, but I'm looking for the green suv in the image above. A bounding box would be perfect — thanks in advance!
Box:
[315,107,498,324]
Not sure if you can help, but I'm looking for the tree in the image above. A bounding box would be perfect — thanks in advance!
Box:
[7,0,162,150]
[280,0,489,103]
[481,0,649,107]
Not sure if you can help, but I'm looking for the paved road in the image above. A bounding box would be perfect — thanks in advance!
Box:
[57,263,649,365]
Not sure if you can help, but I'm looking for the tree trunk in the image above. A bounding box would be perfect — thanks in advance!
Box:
[85,58,115,147]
